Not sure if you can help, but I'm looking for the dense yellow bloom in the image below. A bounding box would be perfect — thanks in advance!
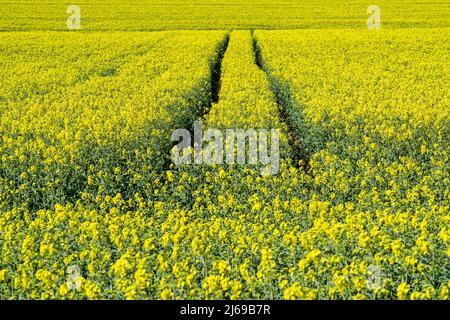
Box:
[0,22,449,301]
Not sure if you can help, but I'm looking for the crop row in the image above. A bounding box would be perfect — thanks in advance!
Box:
[0,31,227,212]
[252,28,450,299]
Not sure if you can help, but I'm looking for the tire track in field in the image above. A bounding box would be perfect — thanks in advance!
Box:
[163,33,230,170]
[251,31,312,173]
[185,32,230,126]
[210,34,230,105]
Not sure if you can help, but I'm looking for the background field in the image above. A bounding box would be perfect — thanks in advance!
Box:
[0,0,449,300]
[0,0,449,31]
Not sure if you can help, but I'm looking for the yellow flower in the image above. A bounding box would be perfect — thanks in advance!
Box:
[0,269,8,282]
[59,284,70,297]
[284,283,303,300]
[397,283,410,300]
